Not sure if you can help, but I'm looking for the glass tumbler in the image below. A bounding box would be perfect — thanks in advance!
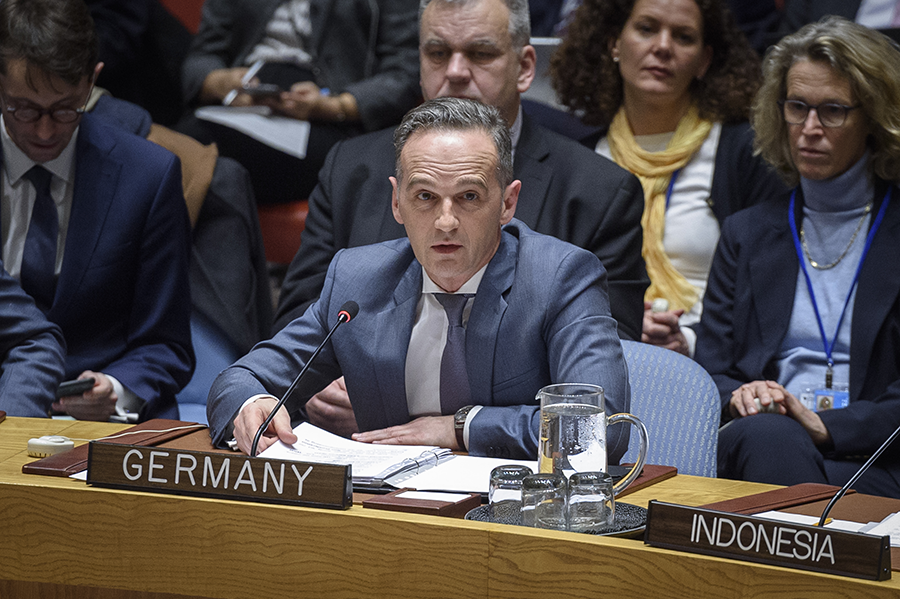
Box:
[566,471,615,533]
[521,472,567,530]
[489,464,533,505]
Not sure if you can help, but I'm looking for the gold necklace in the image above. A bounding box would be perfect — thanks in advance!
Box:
[800,203,872,270]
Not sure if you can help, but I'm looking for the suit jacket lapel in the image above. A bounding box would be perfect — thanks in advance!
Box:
[748,201,798,366]
[42,118,120,319]
[512,115,551,226]
[309,0,336,55]
[370,132,406,244]
[850,184,900,401]
[51,119,121,318]
[371,260,421,426]
[466,230,516,402]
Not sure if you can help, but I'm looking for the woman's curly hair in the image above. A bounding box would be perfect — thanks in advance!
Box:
[550,0,761,127]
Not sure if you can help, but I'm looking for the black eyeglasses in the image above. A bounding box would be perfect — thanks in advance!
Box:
[779,99,860,128]
[1,83,93,124]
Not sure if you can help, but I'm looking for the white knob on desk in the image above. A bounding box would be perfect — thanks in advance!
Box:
[27,435,75,457]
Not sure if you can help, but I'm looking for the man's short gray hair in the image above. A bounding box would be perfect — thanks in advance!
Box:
[394,97,514,188]
[419,0,531,49]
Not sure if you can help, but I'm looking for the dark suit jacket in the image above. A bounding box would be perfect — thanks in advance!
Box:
[581,122,787,228]
[92,94,272,355]
[695,183,900,471]
[0,265,66,417]
[781,0,860,32]
[210,220,631,461]
[181,0,421,132]
[0,113,195,420]
[275,114,649,340]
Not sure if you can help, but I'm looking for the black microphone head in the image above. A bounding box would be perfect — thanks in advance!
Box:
[338,300,359,323]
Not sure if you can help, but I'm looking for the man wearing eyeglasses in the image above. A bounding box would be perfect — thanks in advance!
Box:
[0,0,194,421]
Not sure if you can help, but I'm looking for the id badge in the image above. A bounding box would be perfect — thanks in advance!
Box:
[800,382,849,412]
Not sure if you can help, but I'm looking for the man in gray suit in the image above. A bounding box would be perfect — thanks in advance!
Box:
[209,98,629,460]
[275,0,647,436]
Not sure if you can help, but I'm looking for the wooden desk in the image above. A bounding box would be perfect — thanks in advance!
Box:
[1,418,898,599]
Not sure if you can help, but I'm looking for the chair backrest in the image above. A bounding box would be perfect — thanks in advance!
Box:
[159,0,205,34]
[619,340,719,477]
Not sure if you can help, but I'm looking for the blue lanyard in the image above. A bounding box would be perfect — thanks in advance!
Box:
[664,168,681,210]
[788,186,891,387]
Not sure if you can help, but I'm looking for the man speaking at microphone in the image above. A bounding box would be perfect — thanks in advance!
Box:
[208,98,630,460]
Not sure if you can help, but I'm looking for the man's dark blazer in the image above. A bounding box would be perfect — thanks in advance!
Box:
[210,220,631,461]
[695,183,900,472]
[274,113,649,340]
[181,0,421,132]
[0,265,66,417]
[1,113,195,420]
[92,94,273,355]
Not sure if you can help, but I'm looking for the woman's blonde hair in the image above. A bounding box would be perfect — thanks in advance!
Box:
[753,16,900,186]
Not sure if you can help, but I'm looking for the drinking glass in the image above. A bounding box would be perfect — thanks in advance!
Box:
[566,471,615,533]
[521,472,567,530]
[489,464,533,505]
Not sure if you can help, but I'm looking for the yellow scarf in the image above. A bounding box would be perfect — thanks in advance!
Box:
[607,105,712,312]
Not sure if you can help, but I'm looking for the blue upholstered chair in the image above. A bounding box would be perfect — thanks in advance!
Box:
[619,340,720,477]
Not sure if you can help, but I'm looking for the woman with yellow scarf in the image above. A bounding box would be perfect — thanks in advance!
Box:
[552,0,785,356]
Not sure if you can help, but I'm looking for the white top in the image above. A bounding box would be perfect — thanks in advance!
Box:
[245,0,313,68]
[856,0,900,28]
[596,122,722,355]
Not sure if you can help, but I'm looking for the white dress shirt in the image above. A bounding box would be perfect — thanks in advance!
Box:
[0,116,76,278]
[405,264,488,448]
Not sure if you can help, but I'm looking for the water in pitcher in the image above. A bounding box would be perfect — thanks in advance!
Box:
[539,402,607,477]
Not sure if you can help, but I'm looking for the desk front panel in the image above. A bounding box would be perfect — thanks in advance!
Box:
[2,418,899,599]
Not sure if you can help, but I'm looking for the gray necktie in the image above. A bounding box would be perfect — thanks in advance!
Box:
[435,293,474,414]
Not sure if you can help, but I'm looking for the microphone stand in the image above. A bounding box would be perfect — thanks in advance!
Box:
[250,302,357,457]
[818,423,900,527]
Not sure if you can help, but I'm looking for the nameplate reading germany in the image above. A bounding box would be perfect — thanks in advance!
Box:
[87,442,352,509]
[644,501,891,581]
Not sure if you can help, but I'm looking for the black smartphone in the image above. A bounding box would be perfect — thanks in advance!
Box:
[56,377,96,399]
[241,83,282,98]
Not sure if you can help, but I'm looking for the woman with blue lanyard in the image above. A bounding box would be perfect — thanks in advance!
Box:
[696,17,900,497]
[551,0,785,356]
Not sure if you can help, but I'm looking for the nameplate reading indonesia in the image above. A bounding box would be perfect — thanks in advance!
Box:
[644,501,891,580]
[87,441,352,509]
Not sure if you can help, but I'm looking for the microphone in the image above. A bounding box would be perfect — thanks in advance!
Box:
[250,300,359,457]
[818,421,900,526]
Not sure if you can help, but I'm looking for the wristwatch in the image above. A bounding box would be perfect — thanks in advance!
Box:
[454,405,475,451]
